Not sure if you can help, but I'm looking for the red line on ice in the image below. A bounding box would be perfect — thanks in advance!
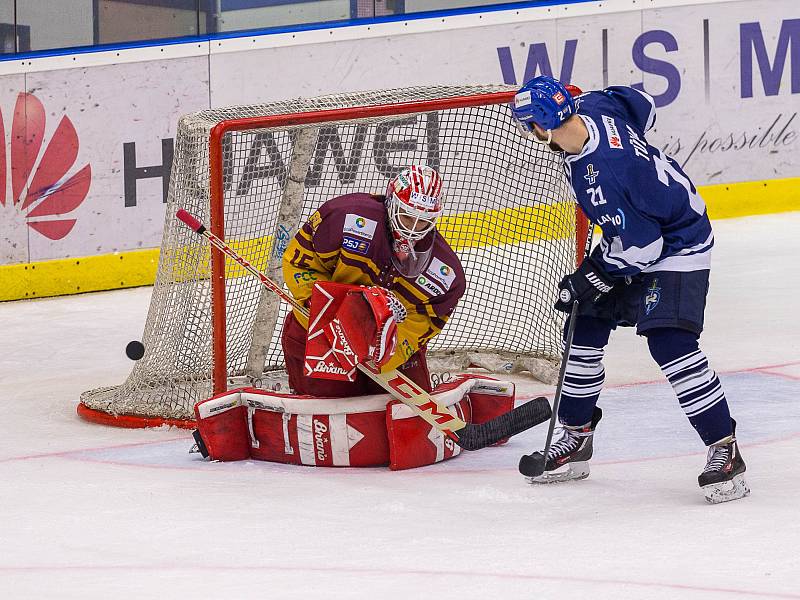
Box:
[1,359,797,470]
[0,564,797,598]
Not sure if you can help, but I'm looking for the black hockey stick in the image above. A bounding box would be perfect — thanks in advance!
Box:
[177,209,551,451]
[519,211,595,476]
[518,299,578,476]
[458,396,551,451]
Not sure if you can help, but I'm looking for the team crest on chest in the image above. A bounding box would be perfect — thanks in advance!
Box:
[644,279,661,315]
[584,164,600,185]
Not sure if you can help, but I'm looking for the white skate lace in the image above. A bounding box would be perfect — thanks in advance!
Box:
[703,444,730,473]
[547,427,585,459]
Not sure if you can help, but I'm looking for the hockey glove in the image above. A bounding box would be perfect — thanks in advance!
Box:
[555,257,615,313]
[334,286,404,369]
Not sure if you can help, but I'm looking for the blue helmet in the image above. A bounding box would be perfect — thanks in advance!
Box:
[512,75,576,132]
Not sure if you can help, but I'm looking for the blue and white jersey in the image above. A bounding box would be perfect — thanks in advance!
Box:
[564,86,713,277]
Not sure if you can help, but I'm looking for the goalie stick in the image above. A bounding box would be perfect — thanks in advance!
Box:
[177,209,551,451]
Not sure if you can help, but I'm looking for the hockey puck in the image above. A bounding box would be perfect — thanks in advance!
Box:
[518,451,546,477]
[125,340,145,361]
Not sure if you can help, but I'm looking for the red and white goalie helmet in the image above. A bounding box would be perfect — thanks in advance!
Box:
[385,165,444,244]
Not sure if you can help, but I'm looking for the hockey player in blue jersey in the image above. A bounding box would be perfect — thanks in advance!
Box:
[511,76,749,503]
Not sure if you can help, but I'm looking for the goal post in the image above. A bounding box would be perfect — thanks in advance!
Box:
[79,84,587,427]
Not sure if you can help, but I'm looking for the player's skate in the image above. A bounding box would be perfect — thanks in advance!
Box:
[529,408,602,483]
[699,420,749,504]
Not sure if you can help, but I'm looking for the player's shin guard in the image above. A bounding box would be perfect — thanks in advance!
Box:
[556,317,612,427]
[646,329,733,445]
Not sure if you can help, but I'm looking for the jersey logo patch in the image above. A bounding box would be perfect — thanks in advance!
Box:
[602,115,623,149]
[644,279,661,315]
[343,214,377,239]
[425,258,456,291]
[416,274,444,296]
[584,164,600,185]
[342,235,370,255]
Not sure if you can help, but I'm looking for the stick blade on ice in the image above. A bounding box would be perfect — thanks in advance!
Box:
[518,451,546,477]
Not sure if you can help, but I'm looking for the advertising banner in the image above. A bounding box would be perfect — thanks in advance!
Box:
[211,0,798,186]
[0,57,209,264]
[0,0,797,279]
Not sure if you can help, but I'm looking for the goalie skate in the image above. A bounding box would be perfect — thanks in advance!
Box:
[528,407,602,484]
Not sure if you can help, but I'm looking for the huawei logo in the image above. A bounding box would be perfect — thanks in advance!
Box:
[1,92,91,240]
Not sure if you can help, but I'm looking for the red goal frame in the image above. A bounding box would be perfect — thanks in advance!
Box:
[207,90,589,395]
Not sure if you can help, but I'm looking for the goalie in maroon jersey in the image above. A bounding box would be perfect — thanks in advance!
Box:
[281,165,466,397]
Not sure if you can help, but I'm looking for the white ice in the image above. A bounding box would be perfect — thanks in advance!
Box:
[1,213,798,600]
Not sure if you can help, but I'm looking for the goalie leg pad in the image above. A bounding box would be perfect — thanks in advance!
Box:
[192,376,517,469]
[194,392,252,461]
[467,379,516,446]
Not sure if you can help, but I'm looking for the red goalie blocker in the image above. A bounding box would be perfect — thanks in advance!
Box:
[305,281,398,381]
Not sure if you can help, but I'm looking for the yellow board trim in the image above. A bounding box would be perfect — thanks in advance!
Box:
[0,248,160,302]
[438,200,575,250]
[701,177,800,220]
[2,176,798,302]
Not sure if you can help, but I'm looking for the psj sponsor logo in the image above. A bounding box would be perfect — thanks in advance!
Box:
[342,235,370,255]
[426,258,456,290]
[602,115,623,150]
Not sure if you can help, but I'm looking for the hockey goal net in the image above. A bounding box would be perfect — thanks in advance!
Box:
[79,84,587,427]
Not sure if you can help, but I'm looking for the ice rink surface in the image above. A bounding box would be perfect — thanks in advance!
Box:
[1,212,798,600]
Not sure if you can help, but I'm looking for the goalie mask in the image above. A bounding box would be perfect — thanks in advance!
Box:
[385,165,444,277]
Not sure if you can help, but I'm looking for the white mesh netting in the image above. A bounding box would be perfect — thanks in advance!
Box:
[80,85,578,422]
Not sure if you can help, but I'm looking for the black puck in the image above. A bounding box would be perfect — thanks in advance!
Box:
[518,451,546,477]
[125,340,145,361]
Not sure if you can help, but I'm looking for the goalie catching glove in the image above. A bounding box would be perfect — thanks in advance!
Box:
[555,256,615,312]
[337,285,405,367]
[305,281,406,380]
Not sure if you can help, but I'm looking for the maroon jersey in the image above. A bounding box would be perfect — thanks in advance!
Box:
[283,192,466,372]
